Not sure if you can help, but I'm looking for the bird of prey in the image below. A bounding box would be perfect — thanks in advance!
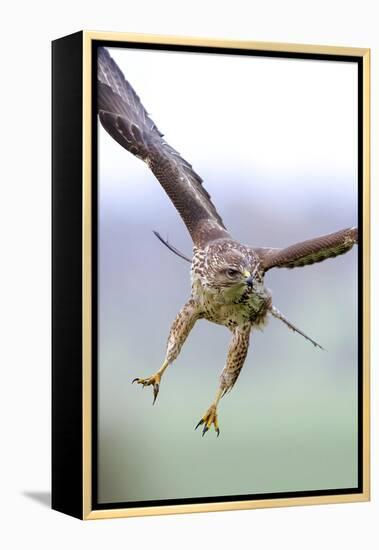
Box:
[97,47,358,437]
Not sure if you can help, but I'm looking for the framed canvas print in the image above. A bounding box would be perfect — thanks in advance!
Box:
[52,31,370,520]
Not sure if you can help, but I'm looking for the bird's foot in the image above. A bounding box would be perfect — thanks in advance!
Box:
[132,372,162,404]
[195,404,220,437]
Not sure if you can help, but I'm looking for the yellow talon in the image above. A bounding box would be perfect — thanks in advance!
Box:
[132,372,162,404]
[195,405,220,437]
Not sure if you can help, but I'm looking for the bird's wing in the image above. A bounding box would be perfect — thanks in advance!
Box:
[97,47,229,247]
[254,227,358,271]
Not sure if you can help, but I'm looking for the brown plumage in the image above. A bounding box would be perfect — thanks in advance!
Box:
[98,47,358,436]
[255,227,358,271]
[98,47,229,247]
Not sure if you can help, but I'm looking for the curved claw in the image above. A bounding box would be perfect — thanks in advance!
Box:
[152,383,160,405]
[195,406,220,437]
[132,374,161,404]
[195,418,204,431]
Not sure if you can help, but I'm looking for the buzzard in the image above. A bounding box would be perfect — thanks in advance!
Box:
[97,47,358,436]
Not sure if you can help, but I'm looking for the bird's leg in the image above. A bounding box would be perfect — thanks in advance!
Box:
[195,323,251,437]
[132,299,200,404]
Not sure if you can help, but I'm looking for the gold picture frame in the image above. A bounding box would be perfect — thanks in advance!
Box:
[52,30,370,520]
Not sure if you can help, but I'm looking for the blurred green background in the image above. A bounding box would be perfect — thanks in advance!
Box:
[97,49,358,504]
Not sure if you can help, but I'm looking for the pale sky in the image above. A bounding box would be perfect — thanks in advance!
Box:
[99,46,358,204]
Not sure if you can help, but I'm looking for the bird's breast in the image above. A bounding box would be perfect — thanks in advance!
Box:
[194,283,271,329]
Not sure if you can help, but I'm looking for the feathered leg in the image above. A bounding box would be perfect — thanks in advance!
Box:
[133,299,200,403]
[195,323,251,437]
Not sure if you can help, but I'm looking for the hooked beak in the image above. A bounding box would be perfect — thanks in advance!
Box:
[243,270,253,289]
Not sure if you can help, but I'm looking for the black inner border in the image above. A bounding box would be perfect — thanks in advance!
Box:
[91,40,364,511]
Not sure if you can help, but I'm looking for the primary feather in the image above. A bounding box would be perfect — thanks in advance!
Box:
[97,47,229,247]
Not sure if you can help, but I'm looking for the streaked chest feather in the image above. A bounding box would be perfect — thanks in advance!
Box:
[192,275,271,329]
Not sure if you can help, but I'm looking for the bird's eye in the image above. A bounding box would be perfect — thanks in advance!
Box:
[226,268,239,278]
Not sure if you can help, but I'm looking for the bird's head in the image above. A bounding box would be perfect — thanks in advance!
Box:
[202,241,257,301]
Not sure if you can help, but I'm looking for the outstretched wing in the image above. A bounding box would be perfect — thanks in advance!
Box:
[255,227,358,271]
[97,47,229,247]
